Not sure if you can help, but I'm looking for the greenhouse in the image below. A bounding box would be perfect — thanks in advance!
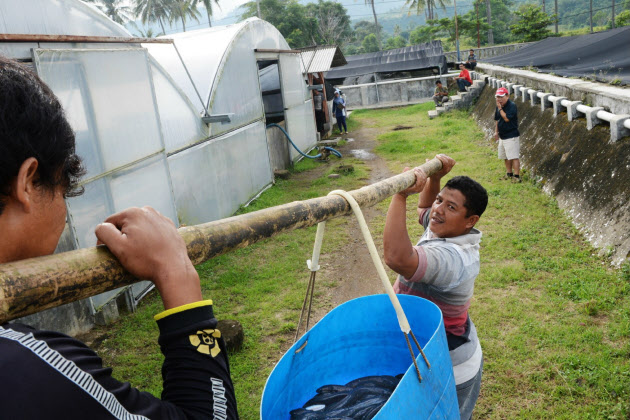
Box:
[0,0,317,333]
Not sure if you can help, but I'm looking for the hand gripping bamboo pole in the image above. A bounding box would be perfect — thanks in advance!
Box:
[0,158,442,323]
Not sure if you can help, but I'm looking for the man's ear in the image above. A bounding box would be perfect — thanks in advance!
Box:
[465,214,480,229]
[13,157,39,213]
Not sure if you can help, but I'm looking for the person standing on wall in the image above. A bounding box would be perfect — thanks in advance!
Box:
[313,89,325,137]
[494,87,522,183]
[454,63,472,92]
[332,90,348,135]
[383,154,487,420]
[433,80,450,108]
[466,49,477,70]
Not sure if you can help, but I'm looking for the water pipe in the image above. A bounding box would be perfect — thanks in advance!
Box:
[266,123,342,159]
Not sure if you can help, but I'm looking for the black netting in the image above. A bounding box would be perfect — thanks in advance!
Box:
[484,26,630,85]
[326,41,448,83]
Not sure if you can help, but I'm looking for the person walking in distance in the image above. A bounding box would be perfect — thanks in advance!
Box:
[494,87,522,183]
[332,90,348,135]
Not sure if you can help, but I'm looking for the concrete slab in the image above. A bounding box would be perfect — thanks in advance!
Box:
[585,107,605,130]
[609,114,630,142]
[551,96,567,117]
[428,110,438,119]
[566,101,583,122]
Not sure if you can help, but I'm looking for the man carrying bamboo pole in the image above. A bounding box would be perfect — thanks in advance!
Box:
[0,56,238,419]
[383,154,487,420]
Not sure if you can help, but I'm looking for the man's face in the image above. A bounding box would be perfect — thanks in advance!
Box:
[496,95,509,106]
[429,187,478,238]
[437,83,442,88]
[459,64,465,70]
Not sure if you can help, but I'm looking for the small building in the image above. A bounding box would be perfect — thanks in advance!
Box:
[0,0,318,334]
[299,45,348,136]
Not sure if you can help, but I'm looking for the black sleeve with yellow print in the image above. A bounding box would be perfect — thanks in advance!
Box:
[155,300,239,420]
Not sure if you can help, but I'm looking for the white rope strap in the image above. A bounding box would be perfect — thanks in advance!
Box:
[328,190,430,380]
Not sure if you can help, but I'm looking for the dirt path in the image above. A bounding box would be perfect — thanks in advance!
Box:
[304,123,395,325]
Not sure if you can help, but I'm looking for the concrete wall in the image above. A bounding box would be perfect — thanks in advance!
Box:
[444,42,533,62]
[266,121,292,171]
[472,84,630,265]
[339,74,455,110]
[478,63,630,115]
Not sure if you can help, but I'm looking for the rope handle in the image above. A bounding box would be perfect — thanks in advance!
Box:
[327,189,430,380]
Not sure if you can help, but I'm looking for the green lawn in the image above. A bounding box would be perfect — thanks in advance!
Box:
[94,102,629,419]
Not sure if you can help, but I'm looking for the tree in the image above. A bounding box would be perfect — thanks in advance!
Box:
[169,0,202,32]
[592,10,609,27]
[617,9,630,26]
[136,27,164,37]
[384,36,408,49]
[365,0,382,50]
[305,1,353,46]
[510,4,556,42]
[134,0,170,34]
[192,0,221,27]
[85,0,134,24]
[405,0,450,22]
[362,33,380,52]
[239,0,317,48]
[409,22,439,44]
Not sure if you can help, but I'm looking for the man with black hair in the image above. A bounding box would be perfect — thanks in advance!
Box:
[0,56,238,419]
[432,80,449,108]
[466,49,477,70]
[384,154,487,420]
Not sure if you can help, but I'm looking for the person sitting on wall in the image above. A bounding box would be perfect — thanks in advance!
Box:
[383,154,487,420]
[332,90,348,135]
[465,49,477,70]
[455,63,473,92]
[433,80,450,108]
[0,56,239,419]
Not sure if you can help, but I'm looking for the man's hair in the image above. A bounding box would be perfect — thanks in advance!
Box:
[0,56,84,214]
[444,176,488,217]
[435,80,442,85]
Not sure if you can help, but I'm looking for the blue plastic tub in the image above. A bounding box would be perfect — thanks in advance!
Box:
[261,294,459,419]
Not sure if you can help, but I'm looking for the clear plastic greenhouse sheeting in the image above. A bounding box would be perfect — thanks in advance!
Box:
[34,48,165,181]
[279,53,307,109]
[65,154,178,309]
[66,154,178,249]
[167,121,273,225]
[285,101,318,161]
[145,24,242,115]
[149,57,208,153]
[0,0,129,38]
[206,21,286,138]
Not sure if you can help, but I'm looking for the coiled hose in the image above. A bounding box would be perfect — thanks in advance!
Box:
[267,123,342,159]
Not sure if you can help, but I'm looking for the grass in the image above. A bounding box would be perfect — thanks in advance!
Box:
[93,102,629,419]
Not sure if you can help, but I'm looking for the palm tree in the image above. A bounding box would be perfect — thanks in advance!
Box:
[192,0,221,27]
[169,0,202,32]
[405,0,450,21]
[88,0,135,25]
[365,0,382,50]
[134,0,170,34]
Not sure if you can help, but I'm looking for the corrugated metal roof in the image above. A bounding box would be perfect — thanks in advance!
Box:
[299,45,347,74]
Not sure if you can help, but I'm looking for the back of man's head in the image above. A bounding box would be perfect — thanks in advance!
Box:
[444,176,488,217]
[0,56,84,214]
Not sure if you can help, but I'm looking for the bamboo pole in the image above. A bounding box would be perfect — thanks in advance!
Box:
[0,158,443,323]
